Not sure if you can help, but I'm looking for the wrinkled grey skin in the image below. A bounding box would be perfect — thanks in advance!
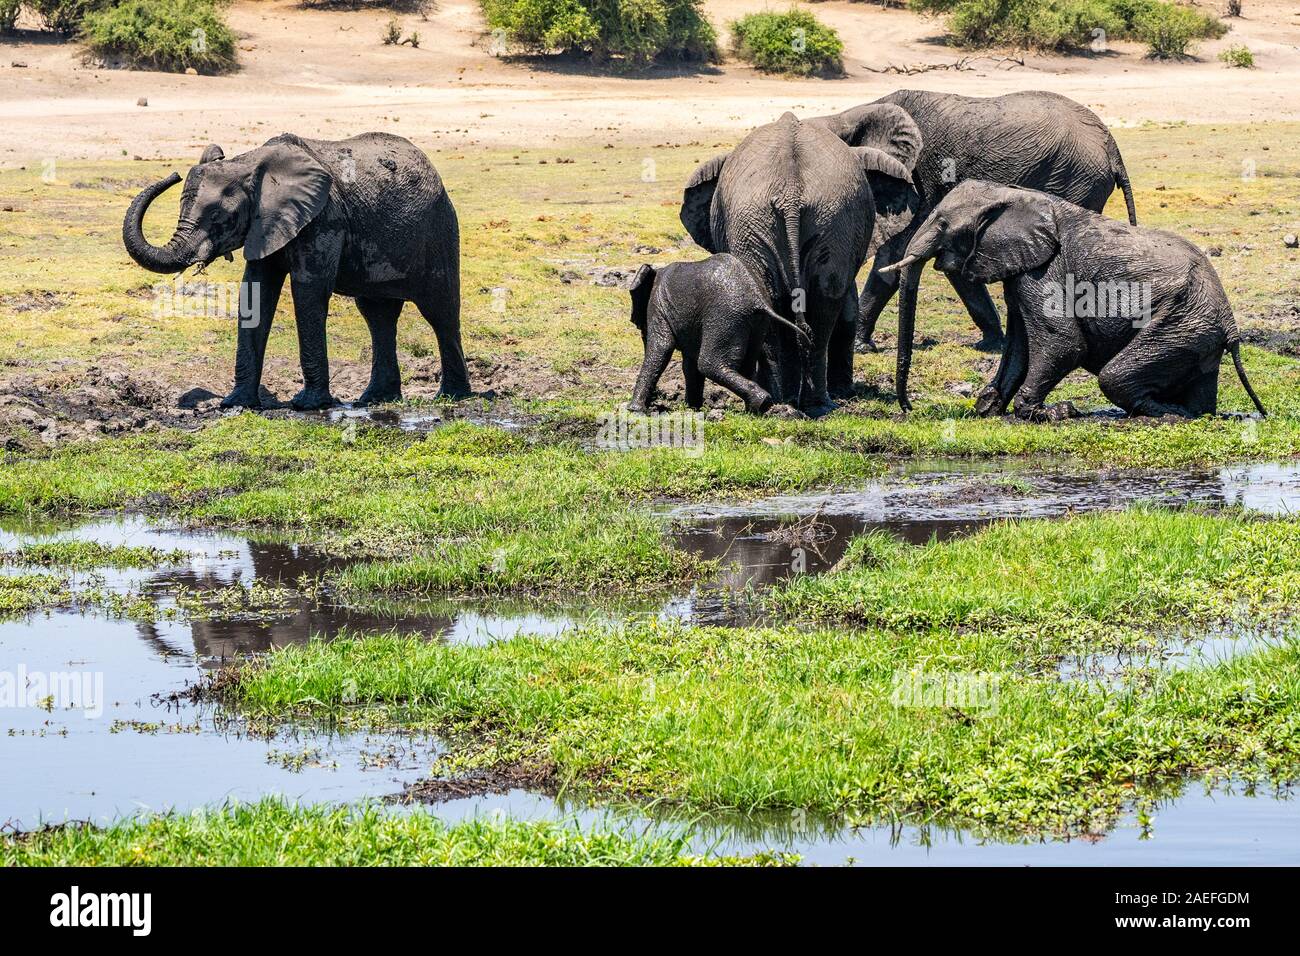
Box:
[679,110,920,416]
[808,90,1137,405]
[884,181,1266,421]
[123,132,469,410]
[627,255,811,415]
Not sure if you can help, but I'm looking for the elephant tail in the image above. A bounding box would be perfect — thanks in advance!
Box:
[1230,342,1268,418]
[1106,134,1138,226]
[772,198,812,405]
[763,308,813,348]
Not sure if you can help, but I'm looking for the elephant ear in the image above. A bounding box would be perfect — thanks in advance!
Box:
[680,153,727,253]
[245,141,333,261]
[966,192,1060,284]
[628,264,656,330]
[199,144,225,164]
[817,103,923,174]
[855,147,918,257]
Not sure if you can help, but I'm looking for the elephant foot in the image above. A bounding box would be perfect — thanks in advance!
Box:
[972,334,1006,353]
[801,398,838,420]
[765,403,807,420]
[220,386,262,410]
[974,387,1007,418]
[356,383,402,407]
[855,337,879,355]
[1016,401,1077,423]
[435,382,473,400]
[827,382,856,401]
[290,387,338,411]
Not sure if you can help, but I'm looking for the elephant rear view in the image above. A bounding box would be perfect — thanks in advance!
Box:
[123,132,470,410]
[680,109,921,415]
[808,90,1139,404]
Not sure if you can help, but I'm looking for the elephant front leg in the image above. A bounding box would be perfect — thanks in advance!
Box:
[975,291,1028,417]
[288,272,338,411]
[222,262,286,409]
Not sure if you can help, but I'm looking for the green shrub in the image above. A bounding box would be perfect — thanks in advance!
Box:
[1218,43,1254,68]
[382,15,401,43]
[730,8,843,76]
[481,0,718,65]
[1136,2,1222,57]
[81,0,238,73]
[31,0,110,34]
[910,0,1224,53]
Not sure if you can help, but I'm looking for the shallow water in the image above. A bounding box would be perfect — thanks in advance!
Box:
[2,459,1298,858]
[416,779,1300,866]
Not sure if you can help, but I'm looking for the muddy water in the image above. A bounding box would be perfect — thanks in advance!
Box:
[2,459,1299,858]
[670,459,1300,595]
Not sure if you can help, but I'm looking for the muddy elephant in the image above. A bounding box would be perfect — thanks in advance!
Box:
[679,109,921,416]
[627,255,810,415]
[882,181,1266,420]
[808,90,1138,406]
[122,132,470,410]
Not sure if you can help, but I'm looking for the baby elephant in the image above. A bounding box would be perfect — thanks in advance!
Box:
[884,180,1267,420]
[628,255,809,415]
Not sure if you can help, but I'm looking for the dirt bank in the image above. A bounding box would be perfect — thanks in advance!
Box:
[2,0,1299,165]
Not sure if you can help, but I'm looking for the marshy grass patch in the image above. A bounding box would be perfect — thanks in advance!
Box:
[0,799,793,866]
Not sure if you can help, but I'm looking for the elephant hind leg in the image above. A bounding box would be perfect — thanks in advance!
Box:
[414,294,471,399]
[1098,321,1215,418]
[699,355,772,415]
[355,296,404,406]
[682,353,705,410]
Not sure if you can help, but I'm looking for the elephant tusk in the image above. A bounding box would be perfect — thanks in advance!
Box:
[877,254,920,276]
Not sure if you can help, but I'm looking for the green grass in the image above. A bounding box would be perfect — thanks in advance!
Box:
[0,415,881,593]
[771,509,1300,628]
[219,509,1300,834]
[1,539,189,570]
[222,623,1300,835]
[0,571,69,615]
[0,799,791,866]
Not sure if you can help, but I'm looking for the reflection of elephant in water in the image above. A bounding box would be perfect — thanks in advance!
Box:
[679,109,921,416]
[808,90,1138,404]
[627,256,810,415]
[122,133,470,410]
[883,181,1267,420]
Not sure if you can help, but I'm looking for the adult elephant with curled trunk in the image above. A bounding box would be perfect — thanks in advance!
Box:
[679,109,921,416]
[123,132,470,410]
[808,90,1138,407]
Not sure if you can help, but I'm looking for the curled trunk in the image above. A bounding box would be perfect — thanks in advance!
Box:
[122,173,195,274]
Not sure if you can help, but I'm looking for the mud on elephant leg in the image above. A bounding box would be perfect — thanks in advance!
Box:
[288,272,338,411]
[222,260,286,409]
[1097,337,1203,419]
[355,296,404,406]
[415,296,472,400]
[698,354,774,415]
[629,338,675,413]
[975,297,1028,417]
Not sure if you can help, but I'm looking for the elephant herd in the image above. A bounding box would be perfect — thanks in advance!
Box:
[120,90,1266,421]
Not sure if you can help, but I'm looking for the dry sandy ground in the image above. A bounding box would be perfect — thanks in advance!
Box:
[1,0,1299,164]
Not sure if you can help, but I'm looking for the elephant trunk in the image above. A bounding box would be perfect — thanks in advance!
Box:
[890,221,943,413]
[122,172,196,274]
